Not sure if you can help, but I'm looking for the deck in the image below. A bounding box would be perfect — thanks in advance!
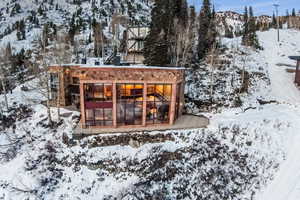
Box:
[73,115,209,138]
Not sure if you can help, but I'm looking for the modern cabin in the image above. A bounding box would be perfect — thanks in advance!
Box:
[48,64,185,129]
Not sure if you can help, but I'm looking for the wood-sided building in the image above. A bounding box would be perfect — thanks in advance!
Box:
[48,64,185,129]
[289,56,300,85]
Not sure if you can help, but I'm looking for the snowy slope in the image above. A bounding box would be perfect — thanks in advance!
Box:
[0,0,151,53]
[259,29,300,104]
[255,29,300,200]
[2,28,300,199]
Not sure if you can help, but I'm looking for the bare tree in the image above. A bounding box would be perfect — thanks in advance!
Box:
[26,37,54,126]
[207,42,218,112]
[172,9,197,67]
[239,51,249,94]
[93,22,105,57]
[52,32,72,122]
[0,48,10,112]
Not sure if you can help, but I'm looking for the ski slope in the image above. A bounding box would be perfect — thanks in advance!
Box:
[260,29,300,104]
[257,29,300,200]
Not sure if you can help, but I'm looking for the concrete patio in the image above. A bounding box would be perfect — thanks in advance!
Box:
[73,114,209,138]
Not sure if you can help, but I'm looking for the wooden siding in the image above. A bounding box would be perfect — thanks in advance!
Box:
[48,65,185,129]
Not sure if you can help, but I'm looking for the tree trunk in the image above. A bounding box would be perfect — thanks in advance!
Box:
[46,73,53,127]
[1,77,9,112]
[56,69,61,122]
[209,43,217,111]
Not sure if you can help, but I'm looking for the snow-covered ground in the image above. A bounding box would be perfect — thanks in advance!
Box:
[255,29,300,200]
[1,28,300,199]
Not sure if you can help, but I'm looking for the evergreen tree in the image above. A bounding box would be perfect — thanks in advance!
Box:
[197,0,216,60]
[144,0,171,66]
[286,10,291,28]
[16,20,26,40]
[242,6,249,45]
[20,20,26,40]
[249,7,260,49]
[272,12,277,28]
[242,6,260,49]
[42,23,50,47]
[5,43,12,59]
[292,8,296,17]
[144,0,188,66]
[286,9,290,17]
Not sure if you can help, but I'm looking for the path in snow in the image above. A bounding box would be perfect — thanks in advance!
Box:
[258,29,300,200]
[259,29,300,104]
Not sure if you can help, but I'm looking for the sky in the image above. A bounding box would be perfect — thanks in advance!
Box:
[188,0,299,16]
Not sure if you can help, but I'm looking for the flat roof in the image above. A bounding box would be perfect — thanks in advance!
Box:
[289,56,300,61]
[49,64,185,70]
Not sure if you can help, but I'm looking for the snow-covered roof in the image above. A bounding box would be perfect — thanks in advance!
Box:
[49,64,185,70]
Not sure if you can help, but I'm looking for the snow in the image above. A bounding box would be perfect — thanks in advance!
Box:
[2,24,300,199]
[255,29,300,200]
[259,29,300,104]
[50,63,185,70]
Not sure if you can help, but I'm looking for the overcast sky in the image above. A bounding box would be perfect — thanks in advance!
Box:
[188,0,299,16]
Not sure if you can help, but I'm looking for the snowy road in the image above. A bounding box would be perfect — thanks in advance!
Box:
[257,29,300,200]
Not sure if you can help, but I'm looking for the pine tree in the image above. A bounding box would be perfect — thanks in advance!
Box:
[20,20,26,40]
[144,0,171,66]
[286,10,291,28]
[242,7,260,49]
[249,7,260,49]
[242,7,249,45]
[144,0,189,66]
[292,8,296,17]
[5,43,12,57]
[197,0,216,60]
[42,23,50,47]
[272,12,277,28]
[16,20,26,40]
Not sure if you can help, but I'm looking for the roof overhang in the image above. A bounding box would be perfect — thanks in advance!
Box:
[289,56,300,61]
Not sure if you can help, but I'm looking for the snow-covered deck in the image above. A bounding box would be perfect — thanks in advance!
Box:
[73,115,209,137]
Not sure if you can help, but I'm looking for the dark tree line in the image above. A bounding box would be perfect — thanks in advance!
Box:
[242,6,261,49]
[197,0,217,60]
[144,0,217,66]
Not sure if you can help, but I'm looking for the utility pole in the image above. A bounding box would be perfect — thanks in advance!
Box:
[273,4,280,42]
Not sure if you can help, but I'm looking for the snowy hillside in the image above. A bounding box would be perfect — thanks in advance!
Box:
[1,28,300,199]
[216,11,272,37]
[0,0,152,53]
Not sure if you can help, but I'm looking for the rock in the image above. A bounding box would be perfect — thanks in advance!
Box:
[129,138,140,148]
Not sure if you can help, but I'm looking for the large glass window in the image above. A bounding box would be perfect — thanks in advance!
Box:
[117,84,143,126]
[84,83,113,127]
[146,84,172,124]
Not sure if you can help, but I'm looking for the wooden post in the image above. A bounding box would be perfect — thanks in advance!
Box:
[80,82,86,128]
[180,81,185,117]
[60,69,66,106]
[113,82,117,127]
[296,61,300,85]
[169,83,177,125]
[142,82,147,126]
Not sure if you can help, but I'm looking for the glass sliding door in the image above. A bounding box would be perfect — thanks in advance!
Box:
[146,84,172,124]
[84,83,113,127]
[117,84,144,126]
